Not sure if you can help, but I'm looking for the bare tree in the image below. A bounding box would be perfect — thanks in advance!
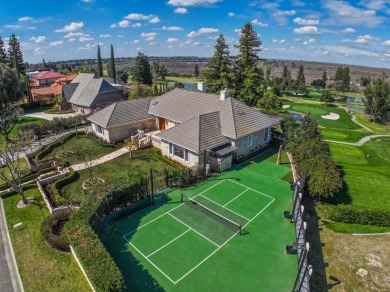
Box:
[124,136,139,159]
[79,152,94,180]
[0,105,23,142]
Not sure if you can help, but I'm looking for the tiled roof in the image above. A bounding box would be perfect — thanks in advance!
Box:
[157,111,230,153]
[52,74,77,85]
[87,98,153,128]
[31,86,62,97]
[62,83,79,102]
[149,88,283,139]
[33,71,65,80]
[69,73,123,107]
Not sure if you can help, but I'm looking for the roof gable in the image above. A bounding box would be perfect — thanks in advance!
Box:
[34,71,65,80]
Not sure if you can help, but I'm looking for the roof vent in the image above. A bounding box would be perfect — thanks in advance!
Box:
[151,100,158,107]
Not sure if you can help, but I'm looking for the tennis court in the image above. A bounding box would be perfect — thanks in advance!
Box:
[101,149,298,291]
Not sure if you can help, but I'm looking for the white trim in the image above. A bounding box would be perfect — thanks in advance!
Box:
[227,179,275,200]
[223,189,249,207]
[146,229,191,258]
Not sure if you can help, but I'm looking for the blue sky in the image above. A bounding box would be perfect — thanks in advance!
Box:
[1,0,390,68]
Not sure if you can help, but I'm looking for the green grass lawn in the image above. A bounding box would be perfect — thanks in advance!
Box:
[40,134,123,165]
[6,117,46,140]
[60,147,172,203]
[329,137,390,211]
[2,188,90,292]
[319,128,370,143]
[101,149,297,291]
[0,157,30,181]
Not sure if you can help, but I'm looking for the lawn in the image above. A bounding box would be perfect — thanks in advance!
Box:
[60,147,172,203]
[2,188,90,292]
[329,137,390,211]
[0,157,30,180]
[100,149,297,291]
[2,116,46,141]
[40,134,123,165]
[319,128,370,143]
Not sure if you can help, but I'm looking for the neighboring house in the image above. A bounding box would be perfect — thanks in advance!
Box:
[68,73,124,115]
[30,71,66,86]
[87,98,155,143]
[149,86,283,171]
[31,86,62,102]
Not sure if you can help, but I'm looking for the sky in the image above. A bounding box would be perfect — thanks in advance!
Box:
[1,0,390,68]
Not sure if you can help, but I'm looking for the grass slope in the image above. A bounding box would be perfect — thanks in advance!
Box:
[2,188,89,292]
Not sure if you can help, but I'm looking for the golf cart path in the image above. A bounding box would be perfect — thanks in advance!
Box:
[326,135,390,146]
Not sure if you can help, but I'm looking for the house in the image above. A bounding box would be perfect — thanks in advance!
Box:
[30,71,66,86]
[68,73,124,115]
[31,86,62,102]
[87,98,155,143]
[88,82,283,172]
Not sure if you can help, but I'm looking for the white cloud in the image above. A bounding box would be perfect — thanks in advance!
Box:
[131,40,140,44]
[124,13,149,20]
[49,41,63,46]
[167,0,221,6]
[251,19,268,27]
[64,32,90,38]
[272,39,286,44]
[132,23,142,27]
[193,42,201,46]
[118,20,130,28]
[228,12,234,17]
[79,36,94,42]
[342,34,378,44]
[168,45,174,48]
[340,27,356,33]
[382,40,390,46]
[68,38,77,42]
[323,45,380,57]
[293,17,319,25]
[162,26,184,31]
[149,16,161,23]
[308,38,315,43]
[233,28,242,35]
[99,34,111,38]
[82,0,94,2]
[18,16,33,21]
[174,7,188,13]
[4,24,36,30]
[323,0,384,27]
[55,21,84,32]
[78,43,96,50]
[187,27,218,37]
[293,26,321,34]
[34,48,45,55]
[140,32,158,38]
[273,10,296,16]
[149,42,159,46]
[110,23,116,28]
[136,47,142,50]
[29,36,47,43]
[167,38,179,43]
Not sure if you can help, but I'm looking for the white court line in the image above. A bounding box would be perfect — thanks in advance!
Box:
[223,189,249,207]
[173,197,276,284]
[146,229,191,258]
[123,236,176,284]
[228,179,275,200]
[123,179,227,238]
[198,194,250,222]
[168,213,220,247]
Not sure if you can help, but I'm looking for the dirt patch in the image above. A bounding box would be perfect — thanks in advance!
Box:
[321,112,340,120]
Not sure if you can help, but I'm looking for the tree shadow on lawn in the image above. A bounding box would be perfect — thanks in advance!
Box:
[328,167,352,205]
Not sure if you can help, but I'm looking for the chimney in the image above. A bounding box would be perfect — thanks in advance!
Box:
[220,88,230,101]
[197,81,207,93]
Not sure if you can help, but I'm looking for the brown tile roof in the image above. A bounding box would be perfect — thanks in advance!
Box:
[31,86,62,97]
[157,111,230,153]
[33,71,65,80]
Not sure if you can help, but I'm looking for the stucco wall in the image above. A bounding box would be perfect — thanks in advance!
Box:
[91,122,110,141]
[166,119,176,130]
[233,128,270,160]
[108,119,156,143]
[72,104,93,115]
[160,140,200,167]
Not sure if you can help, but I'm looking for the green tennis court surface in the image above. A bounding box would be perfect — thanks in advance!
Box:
[101,149,298,291]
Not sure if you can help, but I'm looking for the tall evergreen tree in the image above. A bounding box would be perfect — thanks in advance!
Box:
[0,37,6,64]
[235,23,261,69]
[322,71,327,83]
[12,47,21,77]
[42,58,47,69]
[7,34,25,74]
[203,34,231,93]
[97,45,103,77]
[364,78,390,123]
[194,64,199,79]
[294,64,307,95]
[109,44,116,83]
[132,52,153,86]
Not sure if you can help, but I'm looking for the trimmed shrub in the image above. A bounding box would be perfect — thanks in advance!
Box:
[170,165,208,188]
[152,150,181,169]
[66,177,148,292]
[0,173,38,191]
[38,166,56,175]
[319,204,390,227]
[40,209,72,252]
[51,168,78,205]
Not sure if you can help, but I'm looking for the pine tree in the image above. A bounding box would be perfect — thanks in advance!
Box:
[12,46,20,77]
[132,52,152,86]
[322,71,327,83]
[42,58,47,69]
[203,34,231,93]
[294,64,307,95]
[0,37,6,64]
[194,64,199,79]
[235,22,261,69]
[97,45,103,77]
[109,44,116,83]
[281,65,289,90]
[7,34,25,74]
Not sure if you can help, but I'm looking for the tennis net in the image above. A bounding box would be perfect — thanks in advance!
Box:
[181,194,241,234]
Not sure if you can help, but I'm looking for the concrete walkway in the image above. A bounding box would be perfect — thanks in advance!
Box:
[23,111,80,121]
[341,106,374,133]
[326,134,390,146]
[71,147,129,171]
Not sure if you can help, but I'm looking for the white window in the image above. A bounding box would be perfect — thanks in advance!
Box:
[247,135,253,148]
[264,128,270,142]
[170,143,189,162]
[95,124,104,135]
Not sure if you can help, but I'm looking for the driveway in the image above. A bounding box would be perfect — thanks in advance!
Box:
[24,111,80,121]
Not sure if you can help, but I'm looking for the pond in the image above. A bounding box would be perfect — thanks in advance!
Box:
[166,81,196,89]
[286,111,304,121]
[345,96,364,104]
[345,105,365,113]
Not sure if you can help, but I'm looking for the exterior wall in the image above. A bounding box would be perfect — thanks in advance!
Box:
[38,78,58,86]
[72,104,93,115]
[108,119,156,143]
[160,140,200,167]
[165,119,176,130]
[90,91,124,108]
[32,93,54,101]
[91,122,110,142]
[233,127,270,160]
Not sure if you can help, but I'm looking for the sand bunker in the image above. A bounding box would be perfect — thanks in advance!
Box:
[282,105,290,109]
[321,112,340,120]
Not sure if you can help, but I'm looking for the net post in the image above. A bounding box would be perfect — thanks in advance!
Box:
[239,225,241,235]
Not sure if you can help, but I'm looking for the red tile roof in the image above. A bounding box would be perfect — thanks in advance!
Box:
[31,86,62,97]
[51,74,77,86]
[33,71,65,80]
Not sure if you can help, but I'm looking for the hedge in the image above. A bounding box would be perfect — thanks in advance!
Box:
[51,168,78,205]
[318,204,390,227]
[40,209,72,252]
[66,177,148,291]
[35,131,85,161]
[0,173,38,191]
[38,166,56,175]
[0,184,38,199]
[152,150,181,169]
